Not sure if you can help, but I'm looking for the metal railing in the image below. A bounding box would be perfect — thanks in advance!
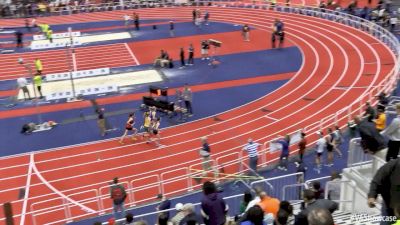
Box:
[0,2,399,224]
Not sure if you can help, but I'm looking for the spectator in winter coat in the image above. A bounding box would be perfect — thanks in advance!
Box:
[368,158,400,224]
[200,181,228,225]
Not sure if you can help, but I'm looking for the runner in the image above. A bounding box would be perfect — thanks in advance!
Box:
[315,131,325,174]
[119,113,138,144]
[151,117,161,147]
[142,111,152,143]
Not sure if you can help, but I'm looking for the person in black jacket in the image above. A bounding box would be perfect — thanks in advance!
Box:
[294,189,338,225]
[368,158,400,224]
[354,116,386,154]
[180,47,185,69]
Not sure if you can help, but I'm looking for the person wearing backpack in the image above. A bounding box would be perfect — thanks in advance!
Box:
[110,177,127,219]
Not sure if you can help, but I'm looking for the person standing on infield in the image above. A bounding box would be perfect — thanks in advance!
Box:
[187,44,194,65]
[182,84,193,116]
[179,47,185,69]
[17,77,31,100]
[33,73,43,98]
[242,24,250,41]
[96,108,106,137]
[169,21,175,37]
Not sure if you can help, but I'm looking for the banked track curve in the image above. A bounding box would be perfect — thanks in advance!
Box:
[0,6,396,225]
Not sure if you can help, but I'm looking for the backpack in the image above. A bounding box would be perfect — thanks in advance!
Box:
[111,185,126,203]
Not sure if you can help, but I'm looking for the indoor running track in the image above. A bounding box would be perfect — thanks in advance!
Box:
[0,6,396,225]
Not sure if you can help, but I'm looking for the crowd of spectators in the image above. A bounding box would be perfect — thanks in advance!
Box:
[316,0,398,32]
[97,177,347,225]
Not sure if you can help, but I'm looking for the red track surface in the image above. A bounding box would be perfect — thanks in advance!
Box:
[0,6,395,225]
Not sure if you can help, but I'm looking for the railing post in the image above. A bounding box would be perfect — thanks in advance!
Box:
[187,168,193,192]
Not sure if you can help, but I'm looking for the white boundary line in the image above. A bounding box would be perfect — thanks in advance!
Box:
[19,153,34,225]
[30,153,96,214]
[124,42,141,65]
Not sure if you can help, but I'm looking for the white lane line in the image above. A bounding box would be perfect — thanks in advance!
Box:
[19,153,34,225]
[31,153,96,214]
[124,42,140,65]
[264,115,278,121]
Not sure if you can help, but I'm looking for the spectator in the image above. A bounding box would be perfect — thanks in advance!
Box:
[134,220,148,225]
[368,158,400,224]
[294,190,338,225]
[156,194,171,222]
[200,181,228,225]
[242,138,261,175]
[364,102,376,122]
[179,47,185,69]
[182,84,193,116]
[33,73,43,98]
[310,181,324,199]
[374,108,386,132]
[110,177,127,219]
[125,213,134,225]
[179,203,203,225]
[273,135,290,171]
[297,132,307,163]
[159,213,169,225]
[15,30,23,48]
[240,205,264,225]
[108,217,116,225]
[257,191,280,219]
[242,24,250,41]
[307,209,334,225]
[171,203,185,225]
[170,21,175,37]
[240,191,253,214]
[354,116,386,155]
[327,171,341,201]
[377,92,389,111]
[276,201,293,225]
[245,186,264,212]
[380,103,400,161]
[187,44,194,66]
[17,77,31,100]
